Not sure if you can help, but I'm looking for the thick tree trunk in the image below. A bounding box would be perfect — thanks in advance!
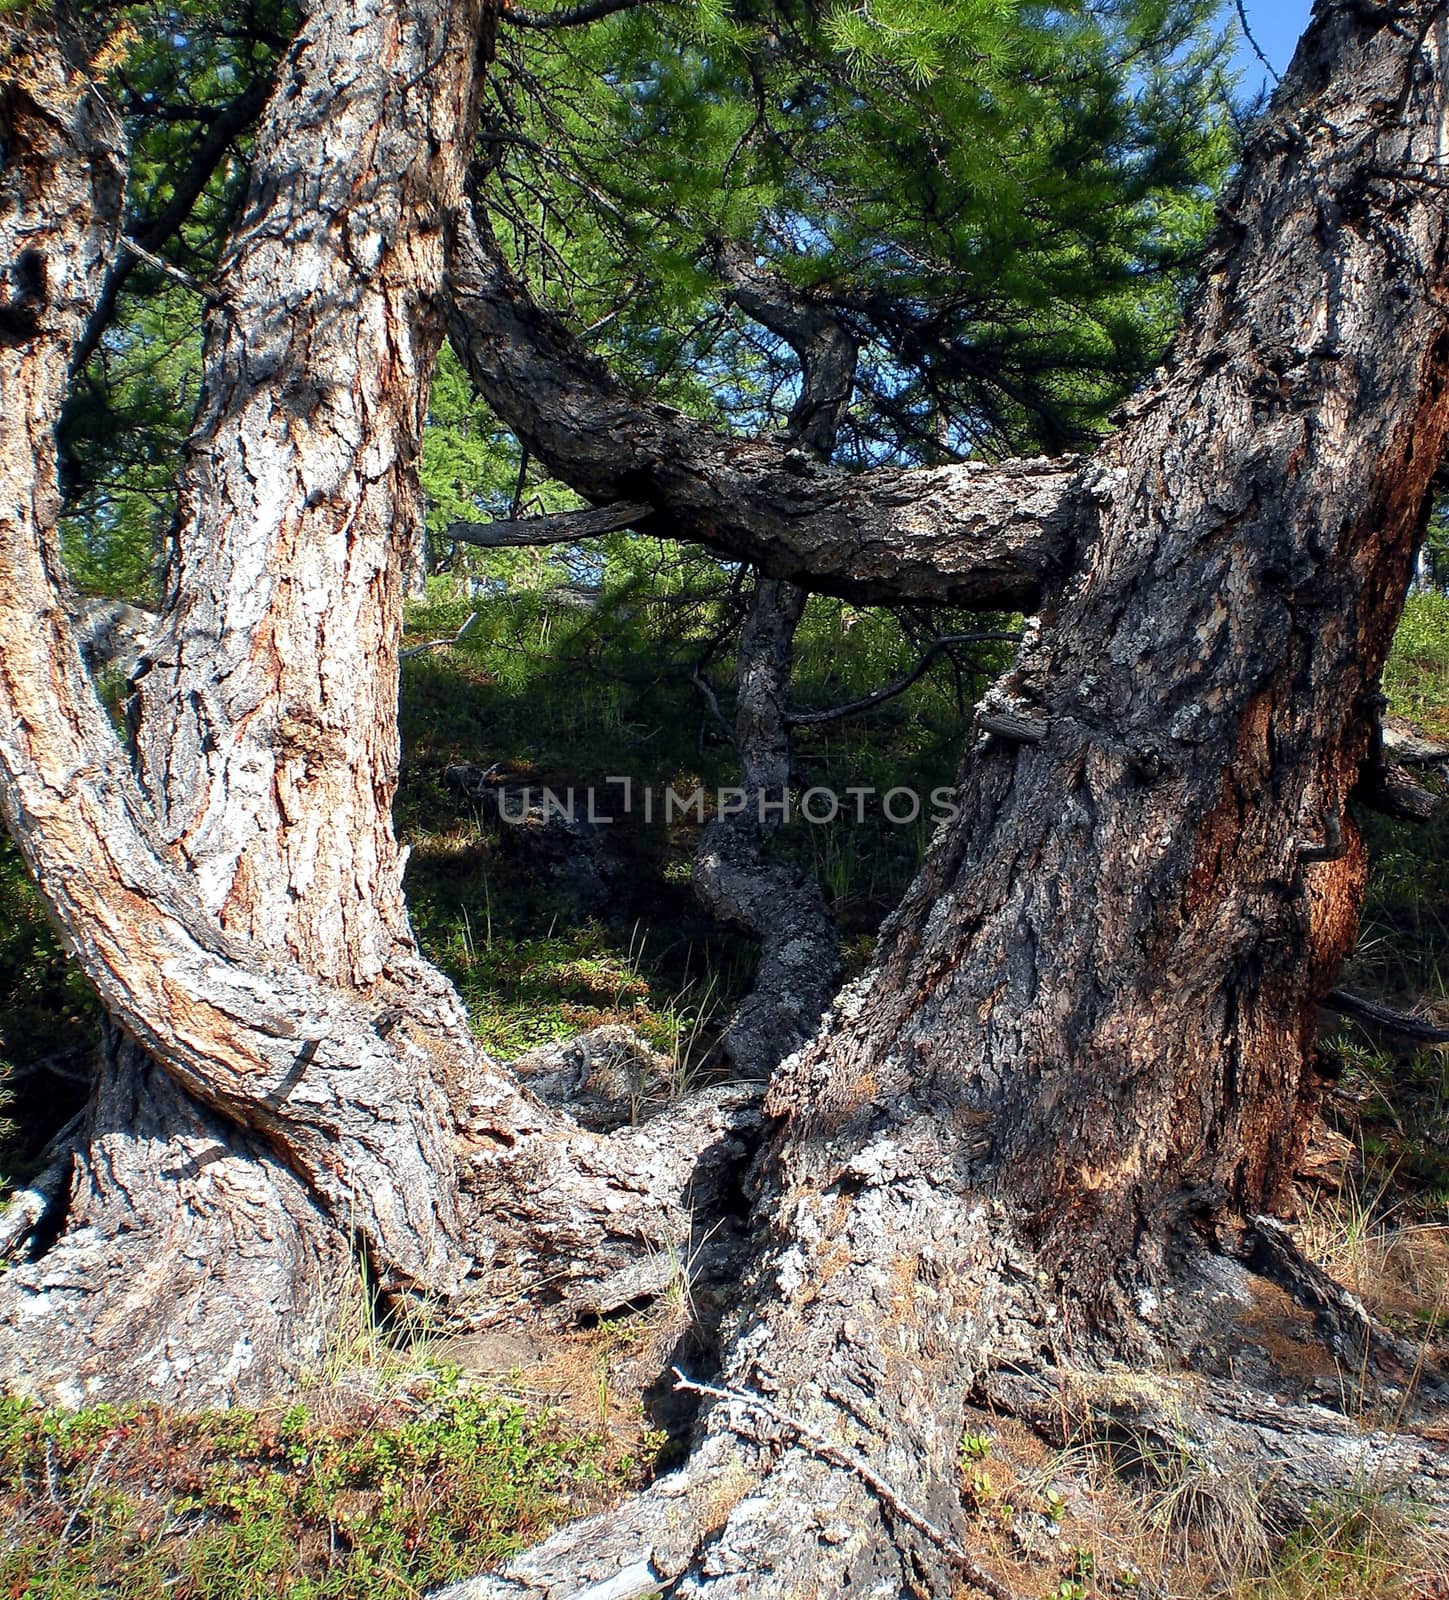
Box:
[129,0,492,995]
[439,5,1449,1593]
[0,4,763,1407]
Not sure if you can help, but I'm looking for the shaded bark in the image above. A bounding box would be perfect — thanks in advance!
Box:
[439,4,1449,1592]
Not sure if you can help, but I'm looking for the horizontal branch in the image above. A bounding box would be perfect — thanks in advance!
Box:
[445,498,650,549]
[1323,988,1449,1044]
[444,210,1087,609]
[502,0,650,27]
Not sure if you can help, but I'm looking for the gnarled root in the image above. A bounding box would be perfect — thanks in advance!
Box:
[0,1034,347,1408]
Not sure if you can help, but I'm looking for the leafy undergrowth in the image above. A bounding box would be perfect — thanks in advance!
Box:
[0,1375,647,1600]
[1387,591,1449,739]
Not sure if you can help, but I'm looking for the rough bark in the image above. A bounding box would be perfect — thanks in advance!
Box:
[439,5,1449,1593]
[0,0,523,1400]
[130,0,495,996]
[0,1,790,1410]
[445,206,1085,610]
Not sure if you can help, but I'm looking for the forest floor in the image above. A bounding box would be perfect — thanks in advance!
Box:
[2,589,1449,1598]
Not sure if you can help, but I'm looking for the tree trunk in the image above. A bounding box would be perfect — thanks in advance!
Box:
[693,576,841,1078]
[691,247,855,1078]
[0,2,763,1407]
[438,5,1449,1593]
[0,0,508,1402]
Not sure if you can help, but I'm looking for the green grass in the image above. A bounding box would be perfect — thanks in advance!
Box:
[1385,590,1449,737]
[0,1378,642,1600]
[0,841,96,1185]
[1232,1493,1444,1600]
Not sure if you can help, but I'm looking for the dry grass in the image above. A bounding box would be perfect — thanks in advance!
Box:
[1296,1175,1449,1389]
[956,1387,1449,1600]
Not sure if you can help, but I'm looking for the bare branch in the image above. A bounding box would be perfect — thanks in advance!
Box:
[401,610,479,659]
[503,0,651,28]
[786,631,1021,728]
[446,498,650,549]
[1323,988,1449,1044]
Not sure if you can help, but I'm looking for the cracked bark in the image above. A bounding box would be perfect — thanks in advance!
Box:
[4,8,1448,1593]
[445,203,1086,611]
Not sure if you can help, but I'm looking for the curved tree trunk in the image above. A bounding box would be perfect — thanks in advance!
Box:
[690,248,855,1078]
[0,3,762,1408]
[438,5,1449,1593]
[693,577,842,1079]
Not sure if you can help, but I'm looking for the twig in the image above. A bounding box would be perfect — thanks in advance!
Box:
[689,663,728,735]
[785,632,1021,728]
[59,1438,117,1545]
[401,611,479,659]
[120,238,226,303]
[1234,0,1281,85]
[672,1367,1021,1600]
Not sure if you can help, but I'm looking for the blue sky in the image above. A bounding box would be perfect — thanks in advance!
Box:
[1231,0,1314,94]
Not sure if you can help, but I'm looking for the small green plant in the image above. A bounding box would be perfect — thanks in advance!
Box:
[959,1428,993,1462]
[0,1379,640,1600]
[1232,1490,1440,1599]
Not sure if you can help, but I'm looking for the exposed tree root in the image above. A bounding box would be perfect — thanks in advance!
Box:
[0,1037,348,1407]
[432,1221,1449,1600]
[1240,1214,1449,1410]
[984,1362,1449,1537]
